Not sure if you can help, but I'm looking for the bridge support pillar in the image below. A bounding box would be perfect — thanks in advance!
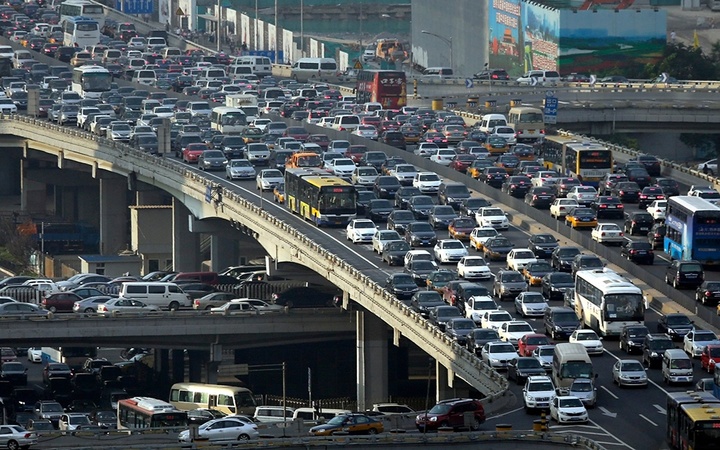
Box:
[172,198,201,271]
[20,163,46,215]
[99,174,129,255]
[436,361,455,402]
[356,311,388,411]
[188,350,204,382]
[154,349,169,380]
[210,235,237,272]
[172,349,185,383]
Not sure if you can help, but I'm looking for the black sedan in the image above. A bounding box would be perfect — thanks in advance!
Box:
[408,195,435,219]
[1,362,27,386]
[620,241,654,264]
[696,281,720,306]
[524,186,555,208]
[657,313,694,341]
[466,328,501,355]
[387,210,415,235]
[445,318,477,346]
[541,272,575,300]
[384,273,419,300]
[551,246,581,272]
[356,191,377,215]
[381,240,411,266]
[611,181,641,203]
[507,357,546,384]
[405,260,439,286]
[482,236,514,261]
[527,233,559,259]
[410,291,445,317]
[405,222,438,247]
[654,178,680,197]
[365,199,394,222]
[394,186,422,209]
[638,186,665,209]
[591,196,624,219]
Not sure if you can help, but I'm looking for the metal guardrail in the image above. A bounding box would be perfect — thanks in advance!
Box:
[0,115,508,400]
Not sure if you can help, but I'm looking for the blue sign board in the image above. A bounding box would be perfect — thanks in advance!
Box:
[205,185,212,204]
[544,91,558,125]
[116,0,153,15]
[465,78,474,89]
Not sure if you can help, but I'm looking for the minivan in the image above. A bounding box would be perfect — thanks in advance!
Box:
[228,64,253,78]
[292,407,351,423]
[422,67,454,79]
[332,115,360,132]
[662,349,693,385]
[478,114,508,133]
[516,70,561,85]
[118,282,192,311]
[253,406,295,423]
[290,58,338,82]
[234,56,272,77]
[665,260,704,289]
[131,69,157,85]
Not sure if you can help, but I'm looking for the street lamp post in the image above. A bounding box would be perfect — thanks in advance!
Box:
[421,30,453,73]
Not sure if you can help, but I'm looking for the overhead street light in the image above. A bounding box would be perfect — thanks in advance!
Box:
[421,30,453,72]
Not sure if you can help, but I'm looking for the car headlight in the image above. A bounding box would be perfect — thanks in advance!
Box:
[650,351,658,357]
[429,417,438,422]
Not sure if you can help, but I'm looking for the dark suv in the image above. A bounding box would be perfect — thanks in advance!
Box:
[379,131,406,149]
[590,196,624,219]
[438,183,472,210]
[415,398,485,431]
[543,306,580,340]
[623,211,654,235]
[642,333,674,368]
[551,246,582,272]
[571,254,603,279]
[665,260,704,289]
[372,176,402,199]
[620,324,649,354]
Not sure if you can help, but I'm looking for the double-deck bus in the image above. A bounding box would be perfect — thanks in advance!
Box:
[42,346,97,371]
[117,397,187,430]
[574,268,645,337]
[62,16,100,49]
[507,106,545,143]
[355,70,407,109]
[71,65,111,98]
[284,168,356,226]
[541,135,613,186]
[667,391,720,450]
[59,0,105,27]
[169,383,257,416]
[665,196,720,264]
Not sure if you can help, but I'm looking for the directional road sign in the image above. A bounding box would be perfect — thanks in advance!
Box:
[116,0,153,15]
[465,78,474,89]
[544,90,558,125]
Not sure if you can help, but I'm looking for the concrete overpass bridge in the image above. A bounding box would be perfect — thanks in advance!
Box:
[0,114,509,411]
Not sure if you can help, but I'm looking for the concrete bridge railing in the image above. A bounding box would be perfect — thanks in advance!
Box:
[0,115,509,400]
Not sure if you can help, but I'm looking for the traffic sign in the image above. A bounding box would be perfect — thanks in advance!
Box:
[465,78,474,89]
[205,185,212,204]
[353,60,363,70]
[544,91,558,124]
[176,7,184,15]
[589,75,597,86]
[116,0,153,15]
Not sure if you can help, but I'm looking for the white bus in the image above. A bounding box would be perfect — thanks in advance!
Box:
[210,106,247,134]
[59,0,105,27]
[62,16,100,49]
[574,268,645,337]
[169,383,257,416]
[71,65,112,98]
[117,397,187,430]
[507,106,545,143]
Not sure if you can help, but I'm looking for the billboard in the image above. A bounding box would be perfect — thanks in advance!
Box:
[488,0,523,75]
[522,3,559,73]
[558,9,666,74]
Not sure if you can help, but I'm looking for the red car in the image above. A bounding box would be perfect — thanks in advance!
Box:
[345,145,368,164]
[701,344,720,372]
[42,292,83,312]
[415,398,485,431]
[182,142,209,163]
[517,333,552,357]
[449,154,476,172]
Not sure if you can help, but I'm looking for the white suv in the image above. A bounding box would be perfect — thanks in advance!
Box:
[523,376,556,412]
[516,70,561,85]
[413,172,442,193]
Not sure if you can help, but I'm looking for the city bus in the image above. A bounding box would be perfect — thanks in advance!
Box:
[41,347,97,371]
[210,106,246,134]
[284,168,357,226]
[59,0,105,27]
[667,391,720,450]
[665,196,720,264]
[574,268,645,337]
[71,65,111,98]
[169,383,257,416]
[62,16,100,49]
[355,70,407,109]
[541,135,613,186]
[507,106,545,143]
[117,397,187,430]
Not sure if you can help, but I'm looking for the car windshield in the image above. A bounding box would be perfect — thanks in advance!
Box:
[515,251,535,259]
[558,248,580,257]
[533,235,556,243]
[453,320,475,330]
[454,219,475,228]
[517,358,542,368]
[529,262,552,272]
[492,343,516,353]
[428,404,451,415]
[483,208,504,216]
[621,361,644,371]
[489,312,512,322]
[355,221,375,229]
[416,292,442,304]
[671,359,692,369]
[508,323,533,332]
[490,238,512,247]
[667,315,691,326]
[412,261,436,271]
[529,382,554,391]
[463,258,487,267]
[559,398,584,408]
[429,271,454,282]
[474,300,496,309]
[476,229,498,237]
[695,332,717,341]
[522,294,546,304]
[575,332,599,341]
[571,380,593,392]
[412,223,433,232]
[502,273,524,283]
[44,403,63,412]
[326,415,348,426]
[443,241,464,249]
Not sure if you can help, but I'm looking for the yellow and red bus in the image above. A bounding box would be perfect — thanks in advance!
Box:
[667,391,720,450]
[356,70,407,109]
[285,168,356,227]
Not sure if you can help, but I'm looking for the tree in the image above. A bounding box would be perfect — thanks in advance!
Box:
[0,218,34,274]
[645,43,718,80]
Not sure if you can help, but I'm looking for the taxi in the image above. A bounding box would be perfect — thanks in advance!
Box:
[469,226,499,251]
[484,135,509,155]
[400,124,421,143]
[273,185,285,204]
[467,159,494,179]
[309,413,384,436]
[522,261,554,286]
[448,217,476,241]
[241,127,264,144]
[495,154,520,175]
[565,207,598,229]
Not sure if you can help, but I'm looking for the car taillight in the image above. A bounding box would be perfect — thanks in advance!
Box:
[640,195,647,199]
[533,195,538,200]
[707,291,712,296]
[540,129,545,134]
[658,195,665,199]
[600,204,607,208]
[619,191,625,195]
[630,250,636,254]
[618,204,624,208]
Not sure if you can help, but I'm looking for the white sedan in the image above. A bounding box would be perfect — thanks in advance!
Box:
[226,159,256,180]
[346,219,377,244]
[429,149,457,166]
[413,172,442,193]
[480,310,514,330]
[372,229,401,254]
[566,186,598,205]
[414,142,439,158]
[480,341,519,370]
[498,320,535,347]
[550,396,589,424]
[514,292,549,317]
[457,256,493,280]
[27,347,42,363]
[683,329,719,358]
[97,298,159,315]
[326,158,356,177]
[506,248,537,271]
[433,239,469,264]
[550,198,579,219]
[178,416,259,442]
[569,329,604,355]
[646,200,667,221]
[469,227,500,251]
[256,169,284,191]
[591,223,625,245]
[352,125,379,140]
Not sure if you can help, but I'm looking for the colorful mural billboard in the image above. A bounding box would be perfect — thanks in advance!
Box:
[488,0,666,77]
[558,9,666,75]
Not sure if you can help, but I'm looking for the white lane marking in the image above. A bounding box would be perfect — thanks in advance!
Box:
[588,419,635,449]
[654,404,666,415]
[599,406,617,418]
[639,414,657,426]
[486,406,524,419]
[201,171,386,272]
[604,350,670,394]
[600,385,619,400]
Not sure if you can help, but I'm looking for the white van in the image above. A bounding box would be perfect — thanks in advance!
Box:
[253,406,295,423]
[662,349,694,385]
[478,114,508,133]
[290,58,338,82]
[119,282,192,311]
[332,115,361,132]
[292,407,351,423]
[132,69,157,85]
[423,67,453,79]
[228,64,254,78]
[199,67,227,81]
[516,69,561,85]
[162,47,182,59]
[234,56,272,77]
